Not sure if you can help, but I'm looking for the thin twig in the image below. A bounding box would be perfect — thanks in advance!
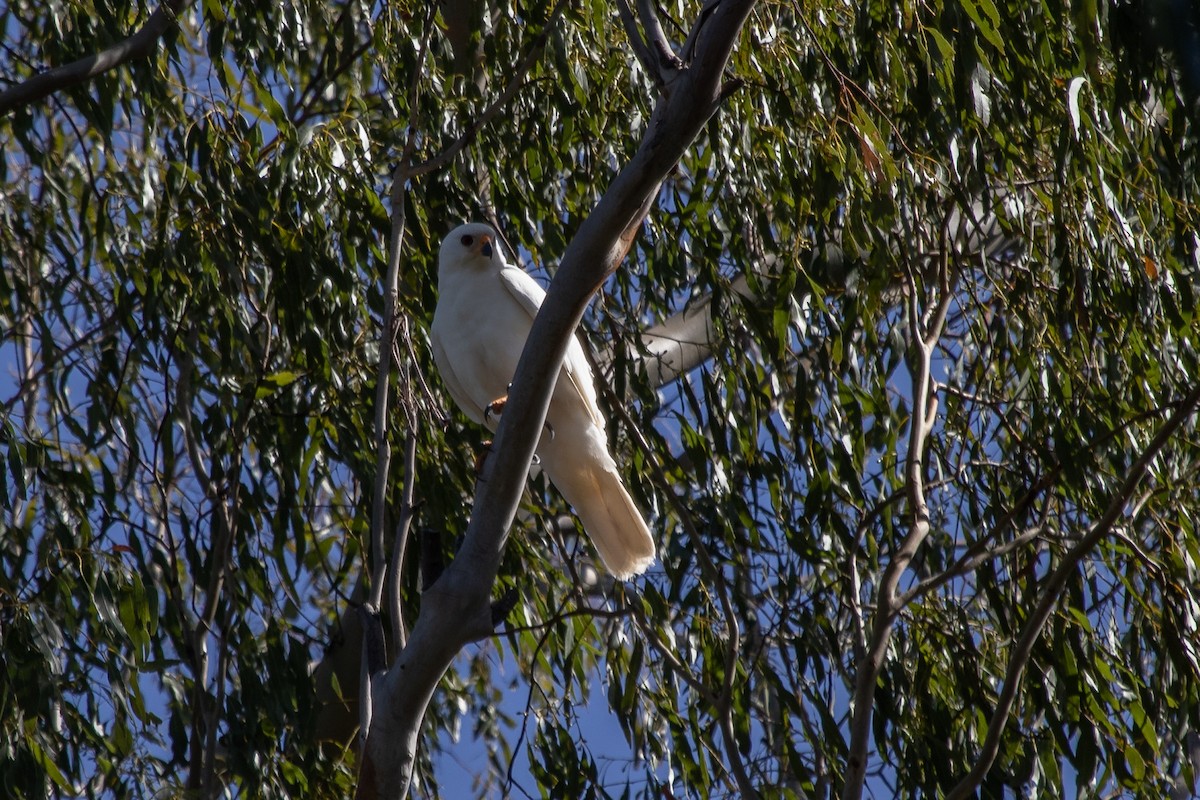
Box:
[900,525,1046,607]
[625,589,722,705]
[366,183,405,613]
[504,597,625,795]
[616,0,657,79]
[637,0,683,79]
[203,633,232,797]
[388,432,419,648]
[679,0,723,64]
[291,13,375,125]
[608,393,758,799]
[365,0,435,616]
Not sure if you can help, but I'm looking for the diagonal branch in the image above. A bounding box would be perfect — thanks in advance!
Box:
[616,0,657,79]
[313,1,568,755]
[637,0,683,76]
[945,381,1200,800]
[356,3,758,797]
[0,0,188,117]
[612,394,758,798]
[680,0,724,64]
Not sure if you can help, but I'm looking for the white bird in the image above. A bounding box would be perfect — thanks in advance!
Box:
[430,222,656,579]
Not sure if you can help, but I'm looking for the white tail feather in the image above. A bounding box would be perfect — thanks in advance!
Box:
[541,455,656,579]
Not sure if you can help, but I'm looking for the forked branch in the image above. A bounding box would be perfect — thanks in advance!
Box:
[843,250,954,800]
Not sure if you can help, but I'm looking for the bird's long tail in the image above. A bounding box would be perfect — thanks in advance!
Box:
[547,458,656,580]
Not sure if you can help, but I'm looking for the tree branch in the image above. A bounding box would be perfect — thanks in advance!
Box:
[387,432,419,648]
[365,148,413,619]
[612,393,759,798]
[615,0,657,80]
[0,0,188,117]
[313,3,563,756]
[615,185,1022,392]
[946,381,1200,800]
[900,524,1046,606]
[363,0,440,670]
[408,0,571,180]
[843,249,953,800]
[637,0,683,79]
[355,3,758,797]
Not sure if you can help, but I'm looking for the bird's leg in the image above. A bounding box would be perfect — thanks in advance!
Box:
[474,439,542,476]
[484,383,514,425]
[484,383,555,439]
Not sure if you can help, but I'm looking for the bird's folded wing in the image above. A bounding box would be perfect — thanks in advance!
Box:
[499,267,606,430]
[431,333,487,424]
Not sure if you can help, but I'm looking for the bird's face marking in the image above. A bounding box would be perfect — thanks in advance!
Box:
[472,234,493,259]
[459,232,493,259]
[442,223,497,271]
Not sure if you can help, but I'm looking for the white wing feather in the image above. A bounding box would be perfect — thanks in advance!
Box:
[499,267,606,431]
[430,332,488,423]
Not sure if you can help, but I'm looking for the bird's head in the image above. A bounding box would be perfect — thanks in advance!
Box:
[439,222,501,278]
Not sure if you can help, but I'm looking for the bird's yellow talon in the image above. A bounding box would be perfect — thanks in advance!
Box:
[484,396,508,423]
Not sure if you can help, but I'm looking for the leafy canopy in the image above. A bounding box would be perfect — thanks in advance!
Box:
[2,0,1199,797]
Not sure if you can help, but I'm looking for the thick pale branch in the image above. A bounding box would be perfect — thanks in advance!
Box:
[357,3,758,797]
[0,0,187,117]
[638,301,715,385]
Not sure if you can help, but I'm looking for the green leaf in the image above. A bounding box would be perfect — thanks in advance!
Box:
[926,27,955,63]
[25,733,71,791]
[959,0,1007,53]
[1123,746,1145,783]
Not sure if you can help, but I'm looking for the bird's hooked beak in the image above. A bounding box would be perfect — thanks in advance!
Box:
[476,234,493,260]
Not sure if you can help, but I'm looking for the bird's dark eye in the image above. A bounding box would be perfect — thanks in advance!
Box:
[461,234,474,246]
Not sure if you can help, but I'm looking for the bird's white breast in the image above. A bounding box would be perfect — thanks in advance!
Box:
[432,268,533,421]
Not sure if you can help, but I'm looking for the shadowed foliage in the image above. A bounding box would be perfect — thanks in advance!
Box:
[2,1,1199,798]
